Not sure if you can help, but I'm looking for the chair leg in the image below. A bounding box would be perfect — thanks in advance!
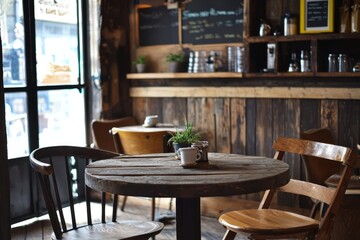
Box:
[222,229,237,240]
[121,195,127,211]
[151,197,156,221]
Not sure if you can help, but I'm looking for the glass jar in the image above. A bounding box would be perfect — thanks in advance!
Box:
[300,50,311,72]
[338,54,349,72]
[284,13,297,36]
[328,54,338,72]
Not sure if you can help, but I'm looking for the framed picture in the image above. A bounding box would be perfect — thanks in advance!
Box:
[300,0,334,33]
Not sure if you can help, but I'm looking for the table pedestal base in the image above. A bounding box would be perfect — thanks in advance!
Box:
[176,198,201,240]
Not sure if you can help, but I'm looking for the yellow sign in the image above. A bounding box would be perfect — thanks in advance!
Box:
[300,0,334,33]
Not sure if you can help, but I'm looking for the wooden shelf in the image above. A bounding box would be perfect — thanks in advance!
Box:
[129,86,360,99]
[245,72,314,78]
[127,72,360,80]
[127,72,243,79]
[247,33,360,43]
[245,72,360,77]
[316,72,360,77]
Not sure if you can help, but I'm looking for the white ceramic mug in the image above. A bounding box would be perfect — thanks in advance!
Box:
[177,147,201,166]
[143,115,158,127]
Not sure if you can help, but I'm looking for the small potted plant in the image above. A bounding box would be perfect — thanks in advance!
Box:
[168,118,200,158]
[133,55,147,73]
[166,52,185,72]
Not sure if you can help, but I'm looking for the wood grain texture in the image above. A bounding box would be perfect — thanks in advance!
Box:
[131,96,360,208]
[256,99,273,158]
[188,98,216,152]
[132,97,147,124]
[245,99,257,156]
[85,153,290,198]
[338,100,360,150]
[162,98,187,127]
[230,98,246,154]
[321,100,338,140]
[330,195,360,240]
[127,72,243,79]
[129,86,360,99]
[214,98,231,153]
[219,137,356,240]
[86,152,290,240]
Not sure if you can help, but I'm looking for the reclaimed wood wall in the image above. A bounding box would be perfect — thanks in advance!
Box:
[98,0,360,210]
[132,97,360,205]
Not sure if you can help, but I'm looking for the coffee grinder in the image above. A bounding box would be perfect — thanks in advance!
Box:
[267,43,276,72]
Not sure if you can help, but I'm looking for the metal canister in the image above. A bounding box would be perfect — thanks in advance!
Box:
[328,54,338,72]
[338,54,349,72]
[284,13,297,36]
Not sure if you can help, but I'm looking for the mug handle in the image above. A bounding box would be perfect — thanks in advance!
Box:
[196,150,202,161]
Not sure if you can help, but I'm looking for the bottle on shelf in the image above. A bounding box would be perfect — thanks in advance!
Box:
[300,50,311,72]
[283,13,297,36]
[338,54,349,72]
[328,54,338,72]
[288,53,299,72]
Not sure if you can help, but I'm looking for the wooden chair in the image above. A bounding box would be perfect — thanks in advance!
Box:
[300,128,342,217]
[111,128,171,221]
[29,146,163,240]
[300,128,341,186]
[218,137,357,240]
[91,117,137,152]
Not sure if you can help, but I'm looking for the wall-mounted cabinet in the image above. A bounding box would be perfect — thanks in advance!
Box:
[129,0,360,79]
[247,33,360,77]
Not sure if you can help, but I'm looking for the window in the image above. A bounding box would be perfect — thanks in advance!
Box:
[2,0,88,159]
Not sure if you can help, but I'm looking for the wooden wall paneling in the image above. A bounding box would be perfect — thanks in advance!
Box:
[320,100,339,142]
[144,98,164,121]
[245,99,256,156]
[162,98,187,126]
[271,98,286,207]
[284,99,301,173]
[272,99,285,150]
[243,99,263,202]
[299,99,320,205]
[187,98,216,152]
[230,98,246,154]
[300,99,320,134]
[265,0,284,27]
[214,98,231,153]
[132,97,150,124]
[100,0,130,118]
[278,99,301,207]
[338,100,360,149]
[255,99,274,158]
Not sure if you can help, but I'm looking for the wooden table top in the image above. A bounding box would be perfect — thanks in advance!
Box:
[85,152,289,198]
[112,124,181,133]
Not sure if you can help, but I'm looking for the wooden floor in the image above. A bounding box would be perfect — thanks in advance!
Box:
[11,197,248,240]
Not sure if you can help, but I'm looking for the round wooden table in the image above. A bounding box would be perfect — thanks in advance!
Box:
[112,124,181,133]
[85,152,289,240]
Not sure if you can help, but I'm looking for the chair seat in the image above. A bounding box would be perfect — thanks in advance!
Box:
[51,221,164,240]
[219,209,320,236]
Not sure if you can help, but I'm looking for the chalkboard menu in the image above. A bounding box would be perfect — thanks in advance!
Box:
[138,6,178,46]
[182,0,243,44]
[306,0,328,28]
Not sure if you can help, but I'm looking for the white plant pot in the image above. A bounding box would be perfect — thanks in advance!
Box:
[136,64,146,73]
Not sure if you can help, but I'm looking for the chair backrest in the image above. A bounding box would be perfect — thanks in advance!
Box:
[29,146,120,239]
[111,128,170,154]
[300,128,341,185]
[91,117,137,152]
[259,137,356,239]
